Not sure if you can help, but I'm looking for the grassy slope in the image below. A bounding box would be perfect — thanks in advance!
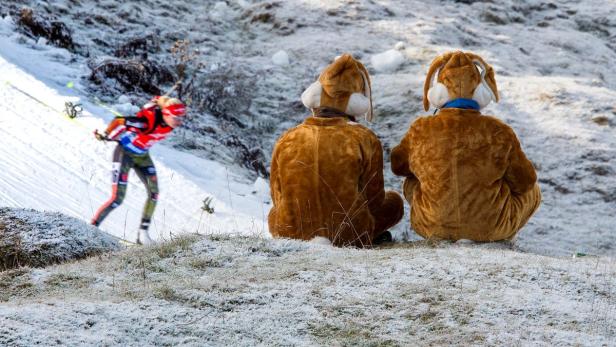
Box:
[1,235,614,346]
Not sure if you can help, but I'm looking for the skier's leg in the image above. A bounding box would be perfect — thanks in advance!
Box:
[134,154,158,244]
[91,146,131,226]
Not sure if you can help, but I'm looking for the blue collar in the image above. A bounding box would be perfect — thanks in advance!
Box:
[441,98,480,111]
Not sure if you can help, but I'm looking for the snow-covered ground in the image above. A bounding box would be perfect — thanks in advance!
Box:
[2,0,615,257]
[1,235,614,345]
[0,207,119,270]
[0,1,615,344]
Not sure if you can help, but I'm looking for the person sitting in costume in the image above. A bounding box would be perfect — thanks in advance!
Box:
[268,54,404,247]
[391,51,541,242]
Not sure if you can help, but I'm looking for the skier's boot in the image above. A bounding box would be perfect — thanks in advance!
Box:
[137,228,155,245]
[136,219,155,245]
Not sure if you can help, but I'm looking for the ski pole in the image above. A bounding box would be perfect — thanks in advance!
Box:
[65,82,126,118]
[4,80,86,125]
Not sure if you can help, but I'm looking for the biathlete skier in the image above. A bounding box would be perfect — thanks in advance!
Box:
[92,96,186,245]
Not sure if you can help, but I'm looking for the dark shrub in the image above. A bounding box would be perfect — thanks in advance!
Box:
[17,8,75,51]
[89,58,175,95]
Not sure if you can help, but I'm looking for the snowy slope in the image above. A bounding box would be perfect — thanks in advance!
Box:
[232,0,616,257]
[0,18,270,243]
[2,0,615,257]
[0,2,615,345]
[0,207,120,270]
[0,235,614,346]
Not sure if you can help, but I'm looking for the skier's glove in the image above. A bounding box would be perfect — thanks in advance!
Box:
[93,130,107,141]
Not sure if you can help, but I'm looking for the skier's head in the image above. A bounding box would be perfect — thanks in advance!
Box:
[301,54,373,122]
[423,51,499,111]
[158,96,186,128]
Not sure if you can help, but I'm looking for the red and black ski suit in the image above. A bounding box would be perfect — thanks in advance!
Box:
[91,102,174,232]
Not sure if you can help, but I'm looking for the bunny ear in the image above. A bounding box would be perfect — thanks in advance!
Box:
[466,53,499,102]
[423,54,450,111]
[355,61,373,122]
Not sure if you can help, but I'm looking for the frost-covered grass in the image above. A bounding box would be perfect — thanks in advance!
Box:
[0,207,119,271]
[0,235,614,346]
[0,2,614,344]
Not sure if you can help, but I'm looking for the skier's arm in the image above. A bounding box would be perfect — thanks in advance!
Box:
[103,114,149,140]
[504,130,537,194]
[103,118,127,140]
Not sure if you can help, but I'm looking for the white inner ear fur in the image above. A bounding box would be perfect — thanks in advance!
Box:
[473,84,493,109]
[301,81,322,109]
[427,68,449,109]
[357,69,373,122]
[346,93,370,117]
[428,82,449,109]
[472,61,497,109]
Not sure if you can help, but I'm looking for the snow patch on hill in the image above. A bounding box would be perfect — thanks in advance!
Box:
[0,207,119,270]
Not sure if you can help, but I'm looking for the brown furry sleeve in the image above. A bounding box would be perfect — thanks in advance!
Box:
[504,130,537,194]
[390,130,414,178]
[361,136,386,213]
[269,140,283,204]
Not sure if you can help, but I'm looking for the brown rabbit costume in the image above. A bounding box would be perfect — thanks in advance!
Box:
[268,54,404,247]
[391,51,541,241]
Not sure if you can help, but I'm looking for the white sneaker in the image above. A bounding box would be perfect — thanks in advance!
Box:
[137,229,155,245]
